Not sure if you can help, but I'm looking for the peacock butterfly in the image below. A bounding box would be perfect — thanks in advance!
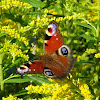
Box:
[17,20,75,79]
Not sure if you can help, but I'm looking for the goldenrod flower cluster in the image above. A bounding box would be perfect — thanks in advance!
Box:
[25,77,93,100]
[79,82,93,100]
[2,78,93,100]
[1,26,29,46]
[84,0,98,22]
[85,48,100,58]
[30,9,84,27]
[2,95,22,100]
[85,48,96,54]
[0,40,29,62]
[94,53,100,58]
[77,55,81,62]
[0,0,32,10]
[26,82,75,100]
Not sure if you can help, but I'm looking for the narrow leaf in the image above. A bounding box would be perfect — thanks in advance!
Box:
[75,21,95,31]
[4,58,21,72]
[4,77,32,83]
[13,90,27,97]
[75,60,95,64]
[80,34,94,41]
[0,32,8,37]
[22,0,45,7]
[28,75,52,84]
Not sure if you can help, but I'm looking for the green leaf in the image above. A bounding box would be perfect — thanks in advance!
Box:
[28,75,52,84]
[4,75,52,84]
[22,0,45,7]
[0,53,4,87]
[5,13,28,26]
[75,60,95,64]
[4,58,21,72]
[4,77,32,83]
[80,34,95,41]
[0,32,8,38]
[74,21,95,31]
[13,90,27,97]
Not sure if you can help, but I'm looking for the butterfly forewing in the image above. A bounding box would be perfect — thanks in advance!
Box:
[45,21,63,54]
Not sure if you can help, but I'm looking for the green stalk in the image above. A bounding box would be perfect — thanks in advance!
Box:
[0,53,4,91]
[0,2,4,92]
[95,1,100,100]
[97,0,100,37]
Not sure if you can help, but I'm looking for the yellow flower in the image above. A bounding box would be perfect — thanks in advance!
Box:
[1,0,32,10]
[86,48,96,54]
[26,78,78,99]
[98,42,100,46]
[81,20,86,23]
[82,64,92,70]
[77,56,81,62]
[2,95,23,100]
[90,16,98,22]
[0,40,29,62]
[51,12,58,15]
[1,26,29,46]
[44,9,48,14]
[48,9,54,13]
[29,20,35,26]
[94,53,100,58]
[79,82,93,100]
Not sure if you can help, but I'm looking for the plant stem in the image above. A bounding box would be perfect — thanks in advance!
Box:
[97,0,100,37]
[95,1,100,100]
[0,53,4,92]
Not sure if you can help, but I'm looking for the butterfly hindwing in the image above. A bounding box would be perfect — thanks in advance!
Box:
[17,60,44,75]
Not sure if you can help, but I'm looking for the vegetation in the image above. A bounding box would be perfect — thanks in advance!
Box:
[0,0,100,100]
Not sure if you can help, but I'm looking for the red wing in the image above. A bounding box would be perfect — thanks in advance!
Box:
[17,60,44,75]
[44,20,63,54]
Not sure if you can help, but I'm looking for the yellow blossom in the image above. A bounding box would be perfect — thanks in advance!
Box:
[1,26,29,46]
[82,64,92,70]
[2,95,23,100]
[90,16,98,22]
[44,9,48,14]
[48,9,54,13]
[26,78,78,100]
[77,55,81,62]
[94,53,100,58]
[51,12,58,15]
[1,0,32,10]
[0,40,29,62]
[86,48,96,54]
[79,82,93,100]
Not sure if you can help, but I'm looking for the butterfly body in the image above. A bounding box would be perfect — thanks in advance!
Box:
[17,20,74,79]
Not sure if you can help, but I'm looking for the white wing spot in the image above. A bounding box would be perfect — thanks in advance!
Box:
[56,38,58,40]
[33,69,35,71]
[54,34,57,36]
[29,69,31,72]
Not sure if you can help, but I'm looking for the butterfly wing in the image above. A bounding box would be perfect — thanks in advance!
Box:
[41,21,75,79]
[44,20,63,54]
[17,60,44,75]
[40,45,75,79]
